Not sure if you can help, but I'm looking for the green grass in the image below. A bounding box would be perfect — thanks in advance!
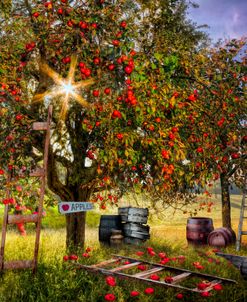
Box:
[0,194,247,301]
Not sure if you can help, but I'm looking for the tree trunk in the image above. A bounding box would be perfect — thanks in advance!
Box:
[220,173,232,229]
[65,188,91,250]
[66,212,86,249]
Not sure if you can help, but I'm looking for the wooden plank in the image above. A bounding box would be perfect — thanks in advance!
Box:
[171,272,191,284]
[3,260,33,270]
[112,254,237,284]
[109,261,141,272]
[30,168,45,177]
[133,267,164,278]
[91,258,120,268]
[33,122,48,131]
[8,214,39,225]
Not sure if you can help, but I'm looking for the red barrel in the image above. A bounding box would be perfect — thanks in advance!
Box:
[186,217,214,245]
[207,227,236,248]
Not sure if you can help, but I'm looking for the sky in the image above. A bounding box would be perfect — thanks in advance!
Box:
[188,0,247,43]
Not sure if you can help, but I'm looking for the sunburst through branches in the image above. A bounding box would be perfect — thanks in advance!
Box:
[33,55,94,120]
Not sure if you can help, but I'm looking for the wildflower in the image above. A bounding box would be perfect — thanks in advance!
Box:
[82,253,90,258]
[165,276,174,283]
[197,283,209,290]
[158,252,166,259]
[104,293,116,301]
[69,254,78,261]
[200,291,211,297]
[213,284,223,291]
[63,255,69,261]
[106,276,116,287]
[144,287,154,295]
[176,293,183,299]
[160,258,170,265]
[137,264,147,271]
[150,274,160,281]
[193,262,204,270]
[136,251,144,256]
[178,255,185,263]
[130,291,140,297]
[148,250,156,256]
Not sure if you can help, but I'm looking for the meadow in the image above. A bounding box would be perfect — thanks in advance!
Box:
[0,194,246,302]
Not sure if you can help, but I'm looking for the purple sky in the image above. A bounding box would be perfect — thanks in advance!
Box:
[188,0,247,43]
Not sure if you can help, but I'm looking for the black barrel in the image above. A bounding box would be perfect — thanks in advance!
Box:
[186,217,214,245]
[99,215,122,244]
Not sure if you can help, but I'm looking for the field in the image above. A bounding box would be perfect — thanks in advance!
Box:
[0,194,247,302]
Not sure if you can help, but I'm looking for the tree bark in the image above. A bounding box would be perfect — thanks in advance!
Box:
[65,188,92,250]
[66,212,86,249]
[220,173,232,229]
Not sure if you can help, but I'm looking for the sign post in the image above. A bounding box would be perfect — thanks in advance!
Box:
[58,202,94,214]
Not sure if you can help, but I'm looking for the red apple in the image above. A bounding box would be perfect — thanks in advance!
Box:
[32,12,40,18]
[120,20,127,28]
[231,153,240,159]
[93,57,100,65]
[57,8,63,15]
[124,65,133,74]
[108,64,115,71]
[104,87,111,95]
[112,40,120,46]
[92,90,99,97]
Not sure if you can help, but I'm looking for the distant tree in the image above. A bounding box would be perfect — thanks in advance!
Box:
[178,39,247,230]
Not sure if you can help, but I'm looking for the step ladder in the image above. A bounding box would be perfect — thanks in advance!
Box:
[0,105,52,273]
[74,254,236,294]
[236,176,247,251]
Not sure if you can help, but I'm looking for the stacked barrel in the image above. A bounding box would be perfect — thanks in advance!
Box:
[118,207,150,245]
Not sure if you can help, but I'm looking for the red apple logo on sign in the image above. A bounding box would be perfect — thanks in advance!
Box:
[62,204,69,212]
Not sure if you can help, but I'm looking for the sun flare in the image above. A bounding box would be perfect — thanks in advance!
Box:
[33,55,94,119]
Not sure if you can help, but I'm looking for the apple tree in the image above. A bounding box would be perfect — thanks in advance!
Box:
[0,0,209,248]
[176,39,247,230]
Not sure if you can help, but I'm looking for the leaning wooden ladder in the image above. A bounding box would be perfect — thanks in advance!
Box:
[0,105,52,273]
[236,175,247,251]
[74,254,236,294]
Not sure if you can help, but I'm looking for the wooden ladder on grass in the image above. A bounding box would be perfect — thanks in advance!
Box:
[0,105,52,273]
[236,175,247,251]
[74,254,236,294]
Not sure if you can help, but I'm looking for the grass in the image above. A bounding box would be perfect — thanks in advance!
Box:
[0,194,247,301]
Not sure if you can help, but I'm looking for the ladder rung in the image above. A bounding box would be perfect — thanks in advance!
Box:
[241,231,247,235]
[33,122,48,131]
[30,168,45,177]
[171,272,191,284]
[8,214,39,225]
[91,258,120,268]
[109,261,141,272]
[3,260,33,270]
[133,267,164,278]
[193,280,220,292]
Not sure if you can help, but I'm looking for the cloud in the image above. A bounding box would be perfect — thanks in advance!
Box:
[188,0,247,42]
